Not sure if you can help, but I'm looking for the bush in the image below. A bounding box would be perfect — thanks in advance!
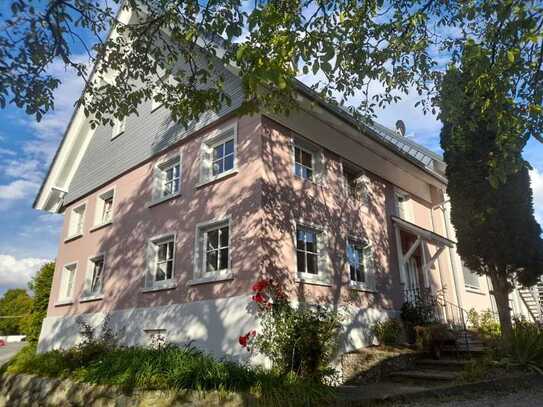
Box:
[25,262,55,343]
[501,320,543,372]
[239,279,343,381]
[415,323,456,359]
[372,319,402,346]
[400,294,439,343]
[467,308,500,342]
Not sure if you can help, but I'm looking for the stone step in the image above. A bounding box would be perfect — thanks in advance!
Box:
[415,358,469,370]
[390,369,459,382]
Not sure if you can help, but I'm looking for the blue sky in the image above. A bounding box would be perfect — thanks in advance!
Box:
[0,57,542,295]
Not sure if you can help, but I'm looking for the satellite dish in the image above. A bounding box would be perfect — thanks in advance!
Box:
[395,120,406,137]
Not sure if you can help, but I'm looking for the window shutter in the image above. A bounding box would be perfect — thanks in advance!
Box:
[314,151,326,183]
[200,144,212,183]
[151,166,163,202]
[364,246,376,290]
[317,231,332,279]
[144,242,156,289]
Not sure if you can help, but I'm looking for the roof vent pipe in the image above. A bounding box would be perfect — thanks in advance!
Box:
[395,120,406,137]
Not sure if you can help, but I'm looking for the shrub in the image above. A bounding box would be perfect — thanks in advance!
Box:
[400,294,439,343]
[467,308,500,342]
[239,279,343,381]
[372,319,402,346]
[25,262,55,343]
[501,320,543,372]
[415,323,456,359]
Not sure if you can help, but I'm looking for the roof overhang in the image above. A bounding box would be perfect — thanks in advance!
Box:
[392,215,455,248]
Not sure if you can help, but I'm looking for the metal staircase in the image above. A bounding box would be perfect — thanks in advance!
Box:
[518,286,542,322]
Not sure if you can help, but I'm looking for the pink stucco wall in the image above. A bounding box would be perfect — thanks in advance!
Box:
[48,114,264,317]
[47,112,471,323]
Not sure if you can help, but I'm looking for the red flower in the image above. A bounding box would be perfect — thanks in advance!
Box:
[239,334,249,347]
[252,279,269,292]
[251,330,257,337]
[252,293,267,304]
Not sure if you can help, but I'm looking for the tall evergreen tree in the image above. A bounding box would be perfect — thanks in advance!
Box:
[25,262,55,343]
[439,43,543,338]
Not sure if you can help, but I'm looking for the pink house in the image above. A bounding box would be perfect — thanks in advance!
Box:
[33,18,540,358]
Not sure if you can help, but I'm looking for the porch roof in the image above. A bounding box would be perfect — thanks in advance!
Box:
[391,215,455,248]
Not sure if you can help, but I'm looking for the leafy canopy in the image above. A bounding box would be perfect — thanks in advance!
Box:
[26,262,55,343]
[0,288,33,335]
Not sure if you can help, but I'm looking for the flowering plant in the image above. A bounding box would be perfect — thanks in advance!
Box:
[239,278,342,381]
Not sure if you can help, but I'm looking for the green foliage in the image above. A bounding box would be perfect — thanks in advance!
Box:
[415,323,456,359]
[458,355,494,383]
[241,280,342,381]
[25,262,55,343]
[467,309,501,343]
[0,288,33,335]
[372,319,402,346]
[501,320,543,372]
[6,343,333,406]
[438,43,543,337]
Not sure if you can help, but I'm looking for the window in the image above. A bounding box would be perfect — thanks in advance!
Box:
[294,145,314,181]
[59,263,77,303]
[94,189,114,227]
[296,226,319,275]
[151,155,181,204]
[205,224,230,273]
[347,240,375,290]
[212,139,235,176]
[145,234,176,290]
[463,265,480,290]
[68,204,86,238]
[199,124,237,184]
[112,117,126,139]
[194,218,232,282]
[83,255,105,298]
[395,190,413,222]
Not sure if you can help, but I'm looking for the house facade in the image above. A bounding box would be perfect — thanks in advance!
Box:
[33,17,540,358]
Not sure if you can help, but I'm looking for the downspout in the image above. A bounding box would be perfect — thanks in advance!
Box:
[432,199,464,311]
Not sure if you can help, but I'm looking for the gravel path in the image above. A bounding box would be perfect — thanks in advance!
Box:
[392,387,543,407]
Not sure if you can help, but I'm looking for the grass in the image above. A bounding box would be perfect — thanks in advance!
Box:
[4,343,334,406]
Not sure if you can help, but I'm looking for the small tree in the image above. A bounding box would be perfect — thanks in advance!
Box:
[0,289,33,335]
[25,262,55,343]
[439,43,543,339]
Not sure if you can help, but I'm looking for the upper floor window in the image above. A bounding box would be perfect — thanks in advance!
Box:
[83,255,105,299]
[151,154,181,205]
[68,203,86,238]
[463,264,481,290]
[199,124,237,185]
[394,190,413,222]
[112,117,126,139]
[59,263,77,303]
[193,218,232,283]
[294,145,314,181]
[347,240,375,290]
[145,234,176,290]
[94,189,115,227]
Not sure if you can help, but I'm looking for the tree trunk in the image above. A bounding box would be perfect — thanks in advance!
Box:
[489,273,513,340]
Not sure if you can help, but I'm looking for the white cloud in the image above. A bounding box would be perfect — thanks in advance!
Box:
[1,159,42,183]
[530,168,543,227]
[0,148,16,156]
[0,254,49,291]
[0,179,40,201]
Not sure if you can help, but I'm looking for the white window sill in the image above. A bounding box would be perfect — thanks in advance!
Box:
[296,274,332,287]
[349,282,377,293]
[465,286,484,295]
[141,283,177,293]
[189,272,233,286]
[90,221,113,232]
[147,192,181,208]
[64,233,83,243]
[79,295,104,303]
[196,168,239,189]
[54,300,74,307]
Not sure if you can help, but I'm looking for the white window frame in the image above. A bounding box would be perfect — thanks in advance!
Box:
[111,117,126,140]
[293,144,315,181]
[81,254,106,301]
[291,136,325,184]
[394,189,414,222]
[66,202,87,241]
[92,188,115,229]
[198,122,238,187]
[149,153,182,206]
[57,262,77,304]
[347,239,376,292]
[463,265,481,291]
[191,217,233,285]
[294,222,332,286]
[144,233,177,291]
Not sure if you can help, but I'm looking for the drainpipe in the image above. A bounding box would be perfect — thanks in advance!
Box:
[431,197,464,311]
